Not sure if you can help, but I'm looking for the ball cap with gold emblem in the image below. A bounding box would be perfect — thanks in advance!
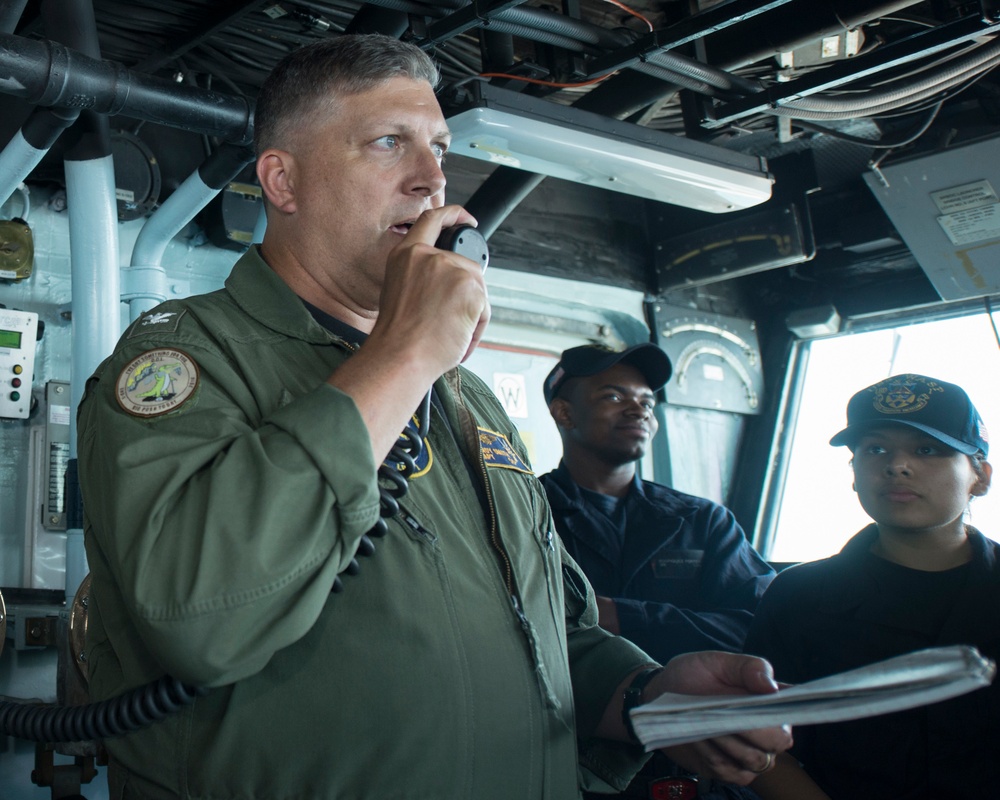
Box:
[830,373,989,457]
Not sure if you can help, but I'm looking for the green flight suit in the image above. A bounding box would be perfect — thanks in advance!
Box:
[77,246,652,799]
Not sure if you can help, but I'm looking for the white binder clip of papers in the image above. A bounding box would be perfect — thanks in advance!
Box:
[630,645,996,751]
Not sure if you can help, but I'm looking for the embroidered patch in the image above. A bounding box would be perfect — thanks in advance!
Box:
[872,375,944,414]
[127,309,187,338]
[478,427,532,473]
[116,349,199,417]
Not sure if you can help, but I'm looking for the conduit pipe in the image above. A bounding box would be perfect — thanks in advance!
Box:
[645,51,762,96]
[125,143,255,321]
[773,37,1000,118]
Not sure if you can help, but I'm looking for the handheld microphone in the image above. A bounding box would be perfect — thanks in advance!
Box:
[436,225,489,271]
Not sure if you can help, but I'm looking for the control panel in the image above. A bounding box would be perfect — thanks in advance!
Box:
[0,308,39,419]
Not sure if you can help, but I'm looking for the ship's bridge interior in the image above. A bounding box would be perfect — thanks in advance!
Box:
[2,1,1000,797]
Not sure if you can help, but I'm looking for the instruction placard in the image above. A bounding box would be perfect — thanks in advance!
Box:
[937,203,1000,246]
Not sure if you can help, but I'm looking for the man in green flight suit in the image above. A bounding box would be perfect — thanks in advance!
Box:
[77,33,790,799]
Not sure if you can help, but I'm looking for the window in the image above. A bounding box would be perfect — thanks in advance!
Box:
[769,311,1000,564]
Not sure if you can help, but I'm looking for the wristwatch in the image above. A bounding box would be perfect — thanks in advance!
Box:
[622,666,664,744]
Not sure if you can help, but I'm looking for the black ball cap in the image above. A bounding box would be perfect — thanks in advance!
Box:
[543,343,672,405]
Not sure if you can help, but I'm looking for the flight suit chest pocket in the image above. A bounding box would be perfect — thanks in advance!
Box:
[651,549,704,580]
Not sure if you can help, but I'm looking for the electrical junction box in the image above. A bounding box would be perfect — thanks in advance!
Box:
[0,308,38,419]
[864,135,1000,300]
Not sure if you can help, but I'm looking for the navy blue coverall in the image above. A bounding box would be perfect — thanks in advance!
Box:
[540,461,774,665]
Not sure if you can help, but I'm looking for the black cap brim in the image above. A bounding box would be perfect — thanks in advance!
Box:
[544,343,672,405]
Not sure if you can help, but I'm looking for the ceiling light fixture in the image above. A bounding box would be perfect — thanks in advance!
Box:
[443,83,773,213]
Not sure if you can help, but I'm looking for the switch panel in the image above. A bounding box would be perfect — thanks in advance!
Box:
[0,308,39,419]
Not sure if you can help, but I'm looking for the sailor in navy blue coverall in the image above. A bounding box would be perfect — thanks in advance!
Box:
[541,462,775,665]
[539,343,773,665]
[539,343,774,799]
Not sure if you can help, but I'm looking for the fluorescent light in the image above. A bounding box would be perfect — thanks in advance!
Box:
[444,83,773,213]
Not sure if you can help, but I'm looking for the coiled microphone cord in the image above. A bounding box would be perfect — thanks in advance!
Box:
[331,390,430,592]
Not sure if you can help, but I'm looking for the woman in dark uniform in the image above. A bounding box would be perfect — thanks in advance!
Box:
[745,373,997,800]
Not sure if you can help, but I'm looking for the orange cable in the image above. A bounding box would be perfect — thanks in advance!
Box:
[600,0,653,32]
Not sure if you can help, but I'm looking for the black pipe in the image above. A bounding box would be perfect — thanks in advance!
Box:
[464,170,546,241]
[344,5,409,36]
[481,30,515,72]
[42,0,100,58]
[198,142,256,190]
[0,0,29,34]
[20,106,80,150]
[42,0,111,162]
[575,71,683,118]
[0,33,255,145]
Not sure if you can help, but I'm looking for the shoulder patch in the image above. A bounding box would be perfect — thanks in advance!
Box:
[478,427,533,474]
[116,349,199,417]
[127,309,187,338]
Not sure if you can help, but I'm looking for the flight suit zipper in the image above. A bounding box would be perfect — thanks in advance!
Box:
[474,429,515,596]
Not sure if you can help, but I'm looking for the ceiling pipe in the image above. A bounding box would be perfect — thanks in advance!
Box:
[0,32,255,145]
[0,0,29,33]
[344,5,409,36]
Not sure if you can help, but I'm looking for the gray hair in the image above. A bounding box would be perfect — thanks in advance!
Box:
[253,34,440,154]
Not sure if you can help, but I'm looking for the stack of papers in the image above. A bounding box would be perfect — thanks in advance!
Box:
[631,645,996,751]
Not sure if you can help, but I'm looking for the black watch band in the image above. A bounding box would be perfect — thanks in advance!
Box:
[622,666,663,744]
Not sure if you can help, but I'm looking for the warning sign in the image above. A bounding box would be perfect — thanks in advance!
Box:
[937,203,1000,246]
[930,180,998,215]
